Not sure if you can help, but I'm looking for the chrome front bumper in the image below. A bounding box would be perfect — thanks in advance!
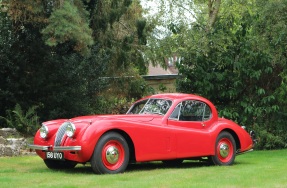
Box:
[28,144,81,151]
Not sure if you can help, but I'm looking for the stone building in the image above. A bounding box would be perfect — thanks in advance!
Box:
[143,56,180,93]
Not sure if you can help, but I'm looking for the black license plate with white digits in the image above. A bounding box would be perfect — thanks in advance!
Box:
[46,151,64,160]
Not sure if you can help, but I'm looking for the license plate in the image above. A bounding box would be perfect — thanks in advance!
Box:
[45,151,64,160]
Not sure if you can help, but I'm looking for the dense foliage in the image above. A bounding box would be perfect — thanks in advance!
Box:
[145,0,287,149]
[0,0,149,134]
[1,0,287,150]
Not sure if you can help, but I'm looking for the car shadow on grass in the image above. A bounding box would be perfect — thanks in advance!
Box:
[57,160,250,175]
[60,160,212,174]
[126,160,212,172]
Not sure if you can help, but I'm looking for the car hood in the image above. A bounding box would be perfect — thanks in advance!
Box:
[43,114,156,125]
[70,114,156,123]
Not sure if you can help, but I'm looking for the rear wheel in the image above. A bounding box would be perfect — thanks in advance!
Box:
[44,160,77,169]
[91,132,130,174]
[211,131,236,165]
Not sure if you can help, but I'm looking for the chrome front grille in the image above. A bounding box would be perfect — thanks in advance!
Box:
[54,122,69,146]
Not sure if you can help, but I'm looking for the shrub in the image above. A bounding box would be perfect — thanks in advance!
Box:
[254,128,287,150]
[0,104,40,136]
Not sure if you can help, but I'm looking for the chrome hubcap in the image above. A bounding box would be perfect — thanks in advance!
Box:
[106,146,119,164]
[219,143,230,158]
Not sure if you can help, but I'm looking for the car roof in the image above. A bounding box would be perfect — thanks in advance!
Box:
[143,93,208,102]
[135,93,218,119]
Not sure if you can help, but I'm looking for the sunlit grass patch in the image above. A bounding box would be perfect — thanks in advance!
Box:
[0,150,286,188]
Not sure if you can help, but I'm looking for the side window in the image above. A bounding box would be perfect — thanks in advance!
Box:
[169,103,181,120]
[203,105,212,121]
[179,100,212,121]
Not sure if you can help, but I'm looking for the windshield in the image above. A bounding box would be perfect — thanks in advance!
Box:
[127,98,172,115]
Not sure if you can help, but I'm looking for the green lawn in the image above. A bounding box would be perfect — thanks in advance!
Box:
[0,150,286,188]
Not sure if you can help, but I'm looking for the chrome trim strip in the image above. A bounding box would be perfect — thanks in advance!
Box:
[236,149,253,155]
[28,144,49,151]
[28,144,81,151]
[53,146,81,151]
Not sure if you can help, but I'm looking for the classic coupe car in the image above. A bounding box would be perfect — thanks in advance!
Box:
[29,93,256,174]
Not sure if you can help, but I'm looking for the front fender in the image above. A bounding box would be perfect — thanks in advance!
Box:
[76,120,123,162]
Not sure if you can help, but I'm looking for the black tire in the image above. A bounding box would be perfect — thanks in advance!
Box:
[211,131,236,165]
[44,159,77,169]
[91,132,130,174]
[162,159,183,166]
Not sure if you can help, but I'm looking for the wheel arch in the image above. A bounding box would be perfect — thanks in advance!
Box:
[100,129,136,163]
[220,128,240,151]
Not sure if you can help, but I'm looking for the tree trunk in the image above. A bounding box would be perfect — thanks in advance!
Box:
[207,0,221,31]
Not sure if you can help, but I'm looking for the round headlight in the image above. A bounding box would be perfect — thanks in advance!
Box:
[66,122,76,138]
[40,125,49,139]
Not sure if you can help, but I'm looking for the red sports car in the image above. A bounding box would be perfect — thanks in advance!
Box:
[29,93,256,174]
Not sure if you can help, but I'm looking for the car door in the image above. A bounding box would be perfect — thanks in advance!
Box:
[167,100,214,158]
[126,98,177,161]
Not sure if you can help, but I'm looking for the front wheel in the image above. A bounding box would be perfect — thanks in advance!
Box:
[211,131,236,165]
[91,132,130,174]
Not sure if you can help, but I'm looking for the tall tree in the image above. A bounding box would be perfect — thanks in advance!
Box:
[145,0,287,149]
[0,0,149,124]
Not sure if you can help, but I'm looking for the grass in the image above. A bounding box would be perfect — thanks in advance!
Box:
[0,150,286,188]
